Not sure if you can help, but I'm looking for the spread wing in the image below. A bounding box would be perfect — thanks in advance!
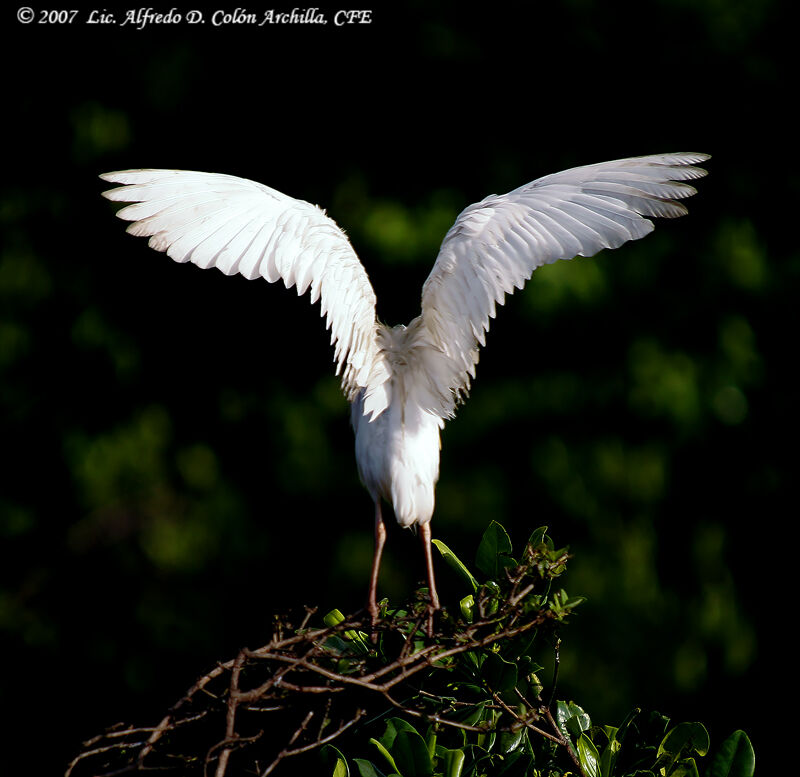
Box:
[101,169,382,406]
[417,152,709,418]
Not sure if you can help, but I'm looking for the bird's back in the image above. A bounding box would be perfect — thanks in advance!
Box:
[351,320,445,527]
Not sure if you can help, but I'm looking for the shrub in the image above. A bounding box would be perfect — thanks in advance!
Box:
[66,522,755,777]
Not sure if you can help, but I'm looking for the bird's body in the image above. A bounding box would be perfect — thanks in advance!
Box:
[351,321,443,528]
[101,153,709,625]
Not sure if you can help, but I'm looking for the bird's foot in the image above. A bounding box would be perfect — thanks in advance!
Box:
[367,600,382,644]
[424,598,440,638]
[425,607,436,638]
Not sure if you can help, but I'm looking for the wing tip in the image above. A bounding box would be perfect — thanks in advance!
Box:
[100,170,148,200]
[658,152,711,178]
[99,169,146,182]
[673,152,711,161]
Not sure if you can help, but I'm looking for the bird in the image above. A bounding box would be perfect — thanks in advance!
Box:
[100,152,709,627]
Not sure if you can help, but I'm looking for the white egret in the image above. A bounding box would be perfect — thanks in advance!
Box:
[101,153,709,626]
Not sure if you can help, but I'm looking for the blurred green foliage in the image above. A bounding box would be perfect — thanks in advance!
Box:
[1,0,793,773]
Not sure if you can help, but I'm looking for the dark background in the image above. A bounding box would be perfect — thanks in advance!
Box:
[1,0,793,772]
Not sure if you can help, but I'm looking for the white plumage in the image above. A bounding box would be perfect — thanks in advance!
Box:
[101,152,709,624]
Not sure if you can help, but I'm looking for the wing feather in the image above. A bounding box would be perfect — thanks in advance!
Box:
[101,169,381,406]
[419,152,709,418]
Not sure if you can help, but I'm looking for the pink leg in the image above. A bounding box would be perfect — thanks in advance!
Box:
[367,500,386,625]
[419,521,440,635]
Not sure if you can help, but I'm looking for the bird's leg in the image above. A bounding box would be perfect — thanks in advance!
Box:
[419,521,440,637]
[367,500,386,628]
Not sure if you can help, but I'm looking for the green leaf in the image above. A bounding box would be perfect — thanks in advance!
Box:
[432,539,479,593]
[476,727,497,754]
[600,708,638,777]
[482,652,518,693]
[599,726,621,777]
[495,748,532,777]
[324,608,346,627]
[459,594,475,622]
[577,733,601,777]
[354,759,389,777]
[475,521,515,579]
[394,731,434,777]
[455,700,489,727]
[376,719,433,777]
[497,729,525,755]
[555,700,572,738]
[435,746,466,777]
[658,722,710,760]
[669,757,700,777]
[379,718,419,749]
[322,745,350,777]
[556,701,591,738]
[527,526,549,549]
[706,730,755,777]
[425,726,437,760]
[656,723,709,776]
[370,738,400,775]
[322,609,371,654]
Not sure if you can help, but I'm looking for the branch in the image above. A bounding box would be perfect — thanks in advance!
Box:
[67,547,580,777]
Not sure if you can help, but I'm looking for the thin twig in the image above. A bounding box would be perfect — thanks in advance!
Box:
[491,691,564,745]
